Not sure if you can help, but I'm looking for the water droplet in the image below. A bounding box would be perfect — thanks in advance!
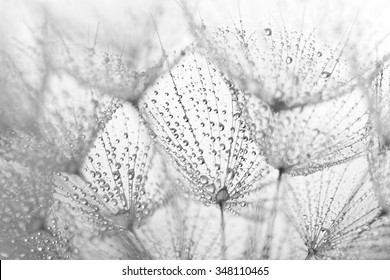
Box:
[205,183,216,194]
[200,175,209,185]
[321,71,331,78]
[264,28,272,36]
[113,171,121,181]
[128,169,135,180]
[80,198,88,205]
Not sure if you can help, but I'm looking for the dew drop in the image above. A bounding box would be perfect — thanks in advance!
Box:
[113,171,121,181]
[205,183,216,194]
[200,175,209,185]
[128,169,135,180]
[80,198,88,205]
[264,28,272,36]
[321,71,331,78]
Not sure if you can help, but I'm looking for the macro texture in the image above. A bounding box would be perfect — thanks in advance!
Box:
[1,0,390,260]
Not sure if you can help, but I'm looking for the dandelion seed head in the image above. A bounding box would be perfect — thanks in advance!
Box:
[2,0,390,260]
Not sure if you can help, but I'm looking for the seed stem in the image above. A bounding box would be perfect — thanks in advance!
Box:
[219,201,227,260]
[261,168,283,259]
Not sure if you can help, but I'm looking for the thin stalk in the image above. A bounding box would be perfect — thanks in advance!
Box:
[261,169,283,259]
[129,228,153,260]
[216,187,230,259]
[219,201,226,259]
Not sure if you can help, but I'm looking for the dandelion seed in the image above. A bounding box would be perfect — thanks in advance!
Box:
[196,24,355,109]
[239,88,369,175]
[140,50,278,258]
[286,157,382,259]
[29,2,191,104]
[53,103,167,235]
[140,50,277,209]
[60,47,171,104]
